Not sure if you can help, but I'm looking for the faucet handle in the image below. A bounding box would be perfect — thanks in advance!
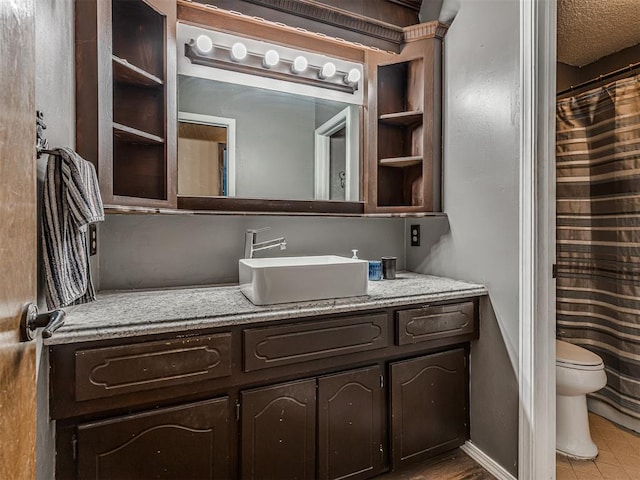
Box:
[247,227,271,234]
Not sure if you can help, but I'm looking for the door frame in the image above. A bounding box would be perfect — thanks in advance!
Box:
[177,111,237,196]
[518,0,556,479]
[314,105,359,202]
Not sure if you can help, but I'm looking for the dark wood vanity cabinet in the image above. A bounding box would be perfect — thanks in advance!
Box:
[51,299,479,479]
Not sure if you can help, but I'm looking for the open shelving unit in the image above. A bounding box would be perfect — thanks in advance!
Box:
[365,23,445,213]
[75,0,176,208]
[377,58,425,209]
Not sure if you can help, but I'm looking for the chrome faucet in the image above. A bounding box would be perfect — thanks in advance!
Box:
[244,227,287,259]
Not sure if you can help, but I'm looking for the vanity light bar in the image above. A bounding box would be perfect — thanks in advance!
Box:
[345,68,362,84]
[291,55,308,74]
[230,42,248,62]
[185,36,361,94]
[263,49,279,68]
[319,62,337,79]
[195,35,213,54]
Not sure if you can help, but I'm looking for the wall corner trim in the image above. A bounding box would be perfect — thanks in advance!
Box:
[518,0,557,478]
[461,442,517,480]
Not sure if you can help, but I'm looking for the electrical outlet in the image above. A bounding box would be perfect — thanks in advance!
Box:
[410,224,420,247]
[88,224,98,256]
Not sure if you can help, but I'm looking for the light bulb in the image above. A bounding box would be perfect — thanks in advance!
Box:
[344,68,361,84]
[319,62,336,79]
[263,49,280,68]
[291,56,308,74]
[230,42,248,62]
[195,35,213,54]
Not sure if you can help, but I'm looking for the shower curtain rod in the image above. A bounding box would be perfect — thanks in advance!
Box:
[557,61,640,96]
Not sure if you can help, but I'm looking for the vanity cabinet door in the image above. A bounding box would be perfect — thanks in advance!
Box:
[77,397,230,480]
[241,379,316,480]
[318,365,386,480]
[389,349,467,469]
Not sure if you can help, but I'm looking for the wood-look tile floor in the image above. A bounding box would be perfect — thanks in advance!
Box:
[557,413,640,480]
[375,449,495,480]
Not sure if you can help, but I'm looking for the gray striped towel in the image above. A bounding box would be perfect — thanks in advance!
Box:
[42,147,104,309]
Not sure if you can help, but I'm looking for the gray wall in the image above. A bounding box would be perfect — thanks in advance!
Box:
[179,77,346,200]
[35,0,75,478]
[556,62,582,93]
[557,43,640,92]
[100,214,405,290]
[406,0,521,475]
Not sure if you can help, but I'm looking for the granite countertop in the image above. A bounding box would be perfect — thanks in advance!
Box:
[44,272,488,346]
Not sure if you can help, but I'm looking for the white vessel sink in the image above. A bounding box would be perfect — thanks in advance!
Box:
[239,255,368,305]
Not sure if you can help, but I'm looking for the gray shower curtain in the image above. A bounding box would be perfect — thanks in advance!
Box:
[556,73,640,418]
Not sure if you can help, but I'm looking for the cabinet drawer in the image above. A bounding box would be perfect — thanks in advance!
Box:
[75,333,231,401]
[396,302,475,346]
[244,313,389,372]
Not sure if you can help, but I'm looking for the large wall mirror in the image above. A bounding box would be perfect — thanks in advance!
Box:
[176,23,364,211]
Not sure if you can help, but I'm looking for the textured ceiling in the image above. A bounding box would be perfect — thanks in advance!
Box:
[557,0,640,67]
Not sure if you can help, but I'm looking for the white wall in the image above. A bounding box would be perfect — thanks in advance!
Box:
[406,0,521,475]
[35,0,75,478]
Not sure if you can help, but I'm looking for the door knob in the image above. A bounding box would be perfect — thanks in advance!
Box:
[20,303,65,341]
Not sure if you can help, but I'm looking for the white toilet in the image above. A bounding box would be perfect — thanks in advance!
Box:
[556,339,607,459]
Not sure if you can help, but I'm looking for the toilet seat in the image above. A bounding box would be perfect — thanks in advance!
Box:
[556,340,604,371]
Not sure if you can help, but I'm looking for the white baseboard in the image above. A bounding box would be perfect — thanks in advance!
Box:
[588,397,640,434]
[461,441,517,480]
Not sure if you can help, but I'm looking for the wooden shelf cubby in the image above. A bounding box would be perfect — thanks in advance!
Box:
[75,0,176,209]
[366,24,445,213]
[379,156,423,168]
[112,55,164,87]
[378,111,423,126]
[113,123,165,145]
